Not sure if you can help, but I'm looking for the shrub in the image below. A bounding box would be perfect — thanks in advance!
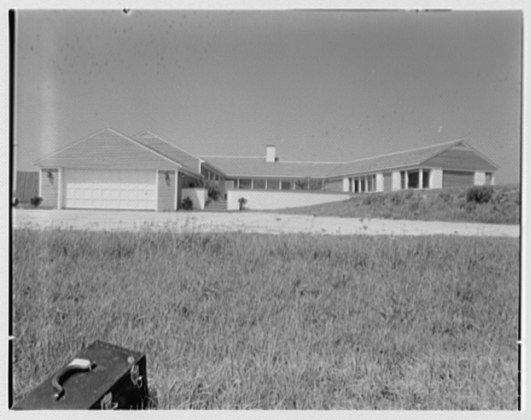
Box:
[12,197,19,207]
[465,202,477,213]
[30,196,42,207]
[466,186,494,204]
[181,197,194,210]
[238,197,247,211]
[390,193,404,206]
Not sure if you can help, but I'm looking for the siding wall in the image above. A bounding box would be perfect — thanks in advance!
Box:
[15,171,39,202]
[383,172,392,192]
[157,170,176,211]
[442,170,474,188]
[324,178,344,192]
[40,168,59,208]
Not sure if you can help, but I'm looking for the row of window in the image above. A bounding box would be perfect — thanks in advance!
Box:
[235,178,324,191]
[201,166,221,182]
[401,169,430,189]
[348,175,377,193]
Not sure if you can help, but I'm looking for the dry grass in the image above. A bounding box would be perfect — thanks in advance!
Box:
[12,229,519,409]
[278,185,520,225]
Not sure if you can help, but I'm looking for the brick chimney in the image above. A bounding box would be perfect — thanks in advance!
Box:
[266,145,276,163]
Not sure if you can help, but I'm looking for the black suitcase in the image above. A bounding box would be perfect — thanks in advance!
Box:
[14,340,149,410]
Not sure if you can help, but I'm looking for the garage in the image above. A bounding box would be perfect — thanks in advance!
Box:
[442,170,474,188]
[64,169,156,210]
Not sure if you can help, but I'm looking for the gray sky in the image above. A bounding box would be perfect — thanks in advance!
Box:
[15,9,522,184]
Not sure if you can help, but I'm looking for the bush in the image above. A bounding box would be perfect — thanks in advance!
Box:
[466,186,494,204]
[238,197,247,211]
[12,197,19,207]
[181,197,194,210]
[390,193,404,206]
[30,196,43,207]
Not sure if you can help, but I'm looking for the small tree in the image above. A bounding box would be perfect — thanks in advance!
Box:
[466,186,493,204]
[238,197,247,211]
[181,197,194,210]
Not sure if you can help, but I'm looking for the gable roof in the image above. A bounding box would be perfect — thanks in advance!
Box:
[35,128,185,171]
[132,131,201,175]
[35,128,201,176]
[201,156,340,178]
[327,140,497,177]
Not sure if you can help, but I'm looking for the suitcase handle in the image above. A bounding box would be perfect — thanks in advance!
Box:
[52,358,95,400]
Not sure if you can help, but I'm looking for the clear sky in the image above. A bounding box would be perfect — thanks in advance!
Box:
[14,9,522,184]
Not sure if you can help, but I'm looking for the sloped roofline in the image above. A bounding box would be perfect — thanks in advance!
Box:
[34,127,191,173]
[135,130,202,161]
[432,141,499,170]
[339,139,463,166]
[34,127,113,165]
[134,130,217,176]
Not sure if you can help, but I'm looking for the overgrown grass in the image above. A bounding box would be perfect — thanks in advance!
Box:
[12,229,519,409]
[278,185,520,225]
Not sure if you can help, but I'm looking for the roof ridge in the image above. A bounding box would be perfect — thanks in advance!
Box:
[200,155,264,159]
[338,139,462,165]
[34,127,114,165]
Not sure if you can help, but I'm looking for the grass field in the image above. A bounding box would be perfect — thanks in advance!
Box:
[12,228,519,409]
[277,185,520,225]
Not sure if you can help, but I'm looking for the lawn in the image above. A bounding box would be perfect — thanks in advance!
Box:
[12,229,519,409]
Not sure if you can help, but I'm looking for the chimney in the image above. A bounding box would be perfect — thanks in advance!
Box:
[266,145,276,163]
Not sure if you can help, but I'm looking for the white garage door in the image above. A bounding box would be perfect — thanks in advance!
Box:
[64,169,156,210]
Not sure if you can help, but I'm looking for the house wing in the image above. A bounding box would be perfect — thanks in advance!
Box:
[35,128,182,171]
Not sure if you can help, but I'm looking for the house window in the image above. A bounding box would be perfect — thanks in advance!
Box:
[239,178,251,189]
[367,175,373,192]
[281,180,292,190]
[309,179,322,190]
[354,179,359,193]
[485,172,492,185]
[267,179,280,190]
[253,179,265,190]
[294,179,308,190]
[408,170,419,189]
[422,169,430,189]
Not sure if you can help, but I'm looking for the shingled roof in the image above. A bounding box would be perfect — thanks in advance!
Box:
[201,156,340,178]
[133,131,201,175]
[327,139,497,177]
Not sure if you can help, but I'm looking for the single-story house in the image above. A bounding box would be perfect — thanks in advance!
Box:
[35,128,497,211]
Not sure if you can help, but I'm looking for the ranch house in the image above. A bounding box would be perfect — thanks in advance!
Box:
[35,128,497,211]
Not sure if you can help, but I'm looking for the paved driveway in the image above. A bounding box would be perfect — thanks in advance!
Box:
[12,209,519,237]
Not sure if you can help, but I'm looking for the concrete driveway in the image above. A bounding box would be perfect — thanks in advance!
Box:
[12,209,519,238]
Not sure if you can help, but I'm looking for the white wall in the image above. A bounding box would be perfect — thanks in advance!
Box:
[342,177,349,192]
[474,171,486,186]
[375,173,384,192]
[430,168,443,189]
[182,188,207,210]
[391,171,401,191]
[227,190,350,211]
